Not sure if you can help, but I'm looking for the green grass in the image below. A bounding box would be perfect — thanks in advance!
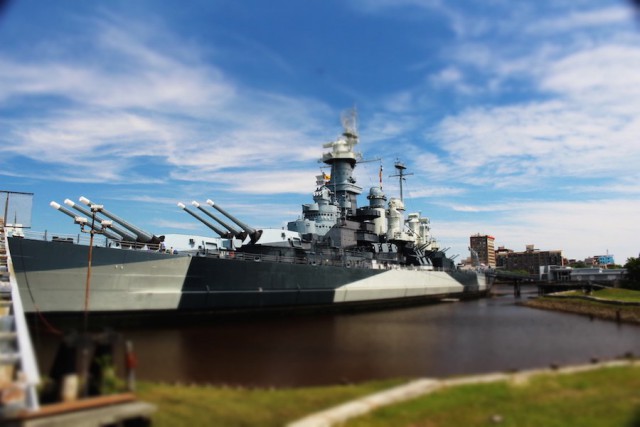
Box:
[593,288,640,302]
[344,365,640,427]
[562,287,640,302]
[135,378,404,427]
[135,366,640,426]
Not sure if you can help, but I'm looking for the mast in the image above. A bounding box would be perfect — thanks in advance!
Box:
[389,161,413,202]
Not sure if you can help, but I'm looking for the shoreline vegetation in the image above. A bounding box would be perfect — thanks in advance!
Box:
[131,288,640,426]
[522,287,640,325]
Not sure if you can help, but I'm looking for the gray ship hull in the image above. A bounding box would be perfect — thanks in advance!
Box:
[8,237,488,314]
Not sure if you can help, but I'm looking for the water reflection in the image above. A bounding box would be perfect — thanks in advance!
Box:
[31,286,640,387]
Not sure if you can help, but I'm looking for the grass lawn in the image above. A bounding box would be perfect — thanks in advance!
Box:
[134,365,640,426]
[586,288,640,302]
[344,365,640,427]
[135,378,404,427]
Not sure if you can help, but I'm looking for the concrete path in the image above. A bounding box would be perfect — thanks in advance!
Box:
[287,359,636,427]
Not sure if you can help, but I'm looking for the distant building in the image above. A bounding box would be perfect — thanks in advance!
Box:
[495,246,512,254]
[469,234,496,267]
[541,266,625,284]
[570,254,616,268]
[496,244,564,273]
[592,254,615,267]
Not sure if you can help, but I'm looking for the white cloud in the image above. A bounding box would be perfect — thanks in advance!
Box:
[152,218,204,232]
[429,66,479,94]
[528,6,632,34]
[541,44,640,104]
[406,186,466,199]
[424,35,640,188]
[3,1,637,264]
[435,198,640,263]
[172,169,320,195]
[0,14,336,187]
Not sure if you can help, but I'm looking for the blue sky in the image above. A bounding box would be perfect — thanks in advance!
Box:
[1,0,639,263]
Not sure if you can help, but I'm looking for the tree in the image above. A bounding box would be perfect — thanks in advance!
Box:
[622,257,640,290]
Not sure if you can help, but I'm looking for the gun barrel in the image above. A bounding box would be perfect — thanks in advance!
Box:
[177,202,231,238]
[206,200,262,243]
[50,201,83,221]
[192,201,244,239]
[79,196,157,243]
[65,199,137,241]
[50,201,123,241]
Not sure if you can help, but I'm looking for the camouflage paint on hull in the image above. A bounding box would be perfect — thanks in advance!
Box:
[8,237,487,314]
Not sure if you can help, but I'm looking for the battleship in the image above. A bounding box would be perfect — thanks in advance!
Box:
[6,112,489,315]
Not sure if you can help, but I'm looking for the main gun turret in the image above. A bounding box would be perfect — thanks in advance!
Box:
[177,202,233,238]
[206,200,263,244]
[78,196,163,245]
[50,201,123,241]
[64,199,137,242]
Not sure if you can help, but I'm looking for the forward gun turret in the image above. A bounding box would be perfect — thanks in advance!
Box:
[177,202,233,238]
[64,199,137,242]
[79,196,163,244]
[190,201,244,240]
[50,201,123,241]
[206,200,262,244]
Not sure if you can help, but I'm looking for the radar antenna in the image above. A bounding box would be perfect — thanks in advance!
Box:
[389,160,414,202]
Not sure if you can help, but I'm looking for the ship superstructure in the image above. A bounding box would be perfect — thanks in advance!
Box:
[284,110,449,271]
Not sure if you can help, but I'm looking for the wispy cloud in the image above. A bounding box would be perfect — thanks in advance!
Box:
[0,13,334,186]
[527,6,632,34]
[435,198,640,261]
[428,38,640,187]
[2,1,638,262]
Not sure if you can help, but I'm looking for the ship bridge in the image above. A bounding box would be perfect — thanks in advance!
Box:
[321,110,363,217]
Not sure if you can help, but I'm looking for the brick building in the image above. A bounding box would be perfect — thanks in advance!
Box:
[496,244,564,273]
[469,234,496,268]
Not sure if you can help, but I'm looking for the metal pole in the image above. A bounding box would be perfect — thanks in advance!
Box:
[84,212,96,331]
[3,192,9,226]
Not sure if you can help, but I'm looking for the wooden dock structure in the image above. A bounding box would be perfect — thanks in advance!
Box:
[1,219,156,425]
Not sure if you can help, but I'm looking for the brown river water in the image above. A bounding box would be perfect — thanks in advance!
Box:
[29,285,640,388]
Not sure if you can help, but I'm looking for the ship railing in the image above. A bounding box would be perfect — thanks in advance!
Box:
[15,230,165,251]
[229,252,310,265]
[229,250,378,269]
[17,230,111,247]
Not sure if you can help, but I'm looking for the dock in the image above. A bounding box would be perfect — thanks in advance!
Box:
[1,219,156,425]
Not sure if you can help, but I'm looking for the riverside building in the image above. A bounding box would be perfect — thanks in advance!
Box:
[470,234,496,268]
[496,244,565,274]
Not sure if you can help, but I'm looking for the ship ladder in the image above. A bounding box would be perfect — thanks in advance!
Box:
[0,220,41,418]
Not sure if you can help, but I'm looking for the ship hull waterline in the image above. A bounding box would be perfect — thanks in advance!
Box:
[8,237,488,316]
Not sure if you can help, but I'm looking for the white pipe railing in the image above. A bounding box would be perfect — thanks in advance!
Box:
[3,229,41,412]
